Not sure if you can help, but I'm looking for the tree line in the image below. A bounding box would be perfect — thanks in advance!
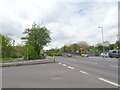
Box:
[0,23,120,60]
[46,40,120,56]
[1,23,51,60]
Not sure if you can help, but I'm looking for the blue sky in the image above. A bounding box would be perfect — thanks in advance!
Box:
[0,0,119,49]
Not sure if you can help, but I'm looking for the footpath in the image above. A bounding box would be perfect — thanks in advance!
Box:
[0,57,57,67]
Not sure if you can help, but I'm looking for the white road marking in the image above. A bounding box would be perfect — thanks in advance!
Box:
[68,66,74,69]
[110,65,118,68]
[80,70,88,74]
[63,64,67,66]
[58,63,61,64]
[98,78,120,87]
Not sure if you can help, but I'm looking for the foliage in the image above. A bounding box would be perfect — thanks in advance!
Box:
[46,49,62,56]
[24,45,38,60]
[78,41,89,50]
[0,34,12,58]
[22,23,51,59]
[10,46,24,58]
[109,44,114,50]
[61,41,89,54]
[71,44,80,53]
[115,40,120,49]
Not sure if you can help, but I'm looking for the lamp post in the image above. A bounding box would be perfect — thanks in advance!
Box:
[99,26,104,53]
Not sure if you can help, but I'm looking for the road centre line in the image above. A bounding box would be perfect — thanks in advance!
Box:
[63,64,67,66]
[79,70,88,74]
[68,66,74,69]
[58,63,62,64]
[110,65,118,68]
[58,62,119,87]
[58,63,75,70]
[98,78,120,87]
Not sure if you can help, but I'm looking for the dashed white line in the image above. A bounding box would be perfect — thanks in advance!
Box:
[68,66,74,69]
[110,65,118,68]
[63,64,67,66]
[58,63,61,64]
[80,70,88,74]
[98,78,120,87]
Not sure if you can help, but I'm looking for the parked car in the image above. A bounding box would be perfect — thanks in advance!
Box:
[81,54,89,57]
[84,54,89,57]
[100,52,109,58]
[108,50,120,58]
[67,54,72,57]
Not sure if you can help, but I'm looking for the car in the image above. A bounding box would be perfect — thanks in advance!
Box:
[67,54,72,57]
[81,54,89,57]
[84,54,89,57]
[100,52,109,58]
[108,50,120,58]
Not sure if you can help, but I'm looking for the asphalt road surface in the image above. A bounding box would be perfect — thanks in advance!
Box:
[2,56,119,88]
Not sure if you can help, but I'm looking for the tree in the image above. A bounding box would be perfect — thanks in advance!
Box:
[10,45,24,58]
[21,23,51,59]
[71,43,79,53]
[0,34,2,58]
[46,49,62,56]
[78,41,89,50]
[109,44,115,50]
[24,45,38,60]
[115,40,120,49]
[0,34,12,58]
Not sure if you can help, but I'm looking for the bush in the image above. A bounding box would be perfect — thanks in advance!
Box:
[95,51,100,56]
[46,49,62,56]
[24,45,38,60]
[39,53,46,59]
[80,50,88,56]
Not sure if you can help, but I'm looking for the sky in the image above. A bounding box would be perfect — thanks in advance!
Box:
[0,0,119,50]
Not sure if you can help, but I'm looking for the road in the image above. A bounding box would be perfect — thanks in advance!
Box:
[2,56,119,88]
[57,56,119,87]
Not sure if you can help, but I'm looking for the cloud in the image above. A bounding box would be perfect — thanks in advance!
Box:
[45,2,118,49]
[0,0,118,49]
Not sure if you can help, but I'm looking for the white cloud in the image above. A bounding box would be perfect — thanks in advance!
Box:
[0,0,118,49]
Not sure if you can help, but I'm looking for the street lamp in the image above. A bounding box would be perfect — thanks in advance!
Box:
[99,26,104,53]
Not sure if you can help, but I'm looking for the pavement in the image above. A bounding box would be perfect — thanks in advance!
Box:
[1,57,57,67]
[2,56,119,88]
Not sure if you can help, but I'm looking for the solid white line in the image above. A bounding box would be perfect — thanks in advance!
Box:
[98,78,120,87]
[80,70,88,74]
[68,66,74,69]
[58,63,61,64]
[63,64,67,66]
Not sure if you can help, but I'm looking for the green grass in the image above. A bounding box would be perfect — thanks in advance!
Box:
[2,57,16,63]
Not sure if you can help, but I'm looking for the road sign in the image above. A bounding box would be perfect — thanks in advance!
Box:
[80,47,83,51]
